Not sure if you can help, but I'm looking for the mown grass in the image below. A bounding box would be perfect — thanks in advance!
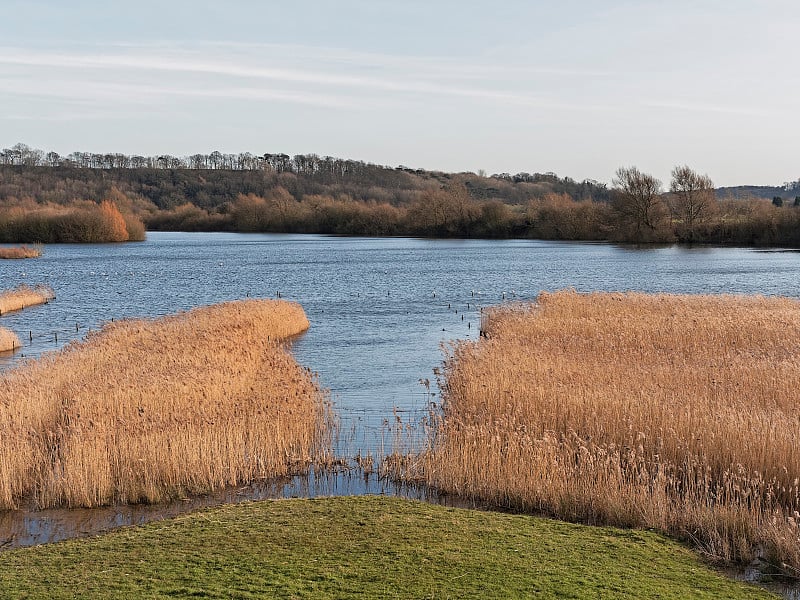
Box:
[0,299,330,509]
[0,496,776,599]
[394,291,800,572]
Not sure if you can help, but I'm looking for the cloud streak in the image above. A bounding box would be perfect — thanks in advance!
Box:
[0,76,380,111]
[0,44,612,113]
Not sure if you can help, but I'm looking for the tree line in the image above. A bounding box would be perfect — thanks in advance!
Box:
[0,143,798,246]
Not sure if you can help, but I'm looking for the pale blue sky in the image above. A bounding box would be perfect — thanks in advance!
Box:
[1,1,797,186]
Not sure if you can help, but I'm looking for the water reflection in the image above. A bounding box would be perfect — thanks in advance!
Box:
[0,468,481,551]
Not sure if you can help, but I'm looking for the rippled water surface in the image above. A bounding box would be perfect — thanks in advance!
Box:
[2,233,800,446]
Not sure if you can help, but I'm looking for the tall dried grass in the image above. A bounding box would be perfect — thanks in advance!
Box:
[0,245,42,259]
[398,290,800,571]
[0,327,20,353]
[0,284,55,315]
[0,299,330,509]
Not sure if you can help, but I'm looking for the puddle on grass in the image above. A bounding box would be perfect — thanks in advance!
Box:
[0,466,482,551]
[728,561,800,600]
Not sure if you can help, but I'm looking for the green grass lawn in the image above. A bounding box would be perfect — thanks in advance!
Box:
[0,496,776,599]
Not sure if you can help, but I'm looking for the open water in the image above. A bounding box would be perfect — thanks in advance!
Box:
[1,233,799,554]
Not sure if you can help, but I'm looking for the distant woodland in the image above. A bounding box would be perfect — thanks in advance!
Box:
[1,143,799,246]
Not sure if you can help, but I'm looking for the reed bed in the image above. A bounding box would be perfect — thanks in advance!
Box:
[396,290,800,571]
[0,284,55,315]
[0,245,42,259]
[0,327,20,353]
[0,299,330,510]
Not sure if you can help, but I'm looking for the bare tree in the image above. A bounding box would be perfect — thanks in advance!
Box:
[612,166,669,241]
[670,165,715,241]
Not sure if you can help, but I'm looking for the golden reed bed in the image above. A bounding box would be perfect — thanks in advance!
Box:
[0,327,20,353]
[399,290,800,570]
[0,299,329,510]
[0,245,42,259]
[0,284,55,315]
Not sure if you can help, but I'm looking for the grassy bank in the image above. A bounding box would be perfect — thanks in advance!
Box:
[396,291,800,572]
[0,284,55,315]
[0,496,775,599]
[0,327,20,353]
[0,299,330,509]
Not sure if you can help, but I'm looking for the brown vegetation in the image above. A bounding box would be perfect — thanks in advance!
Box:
[0,245,42,259]
[3,145,800,246]
[669,165,716,242]
[0,299,329,509]
[611,166,672,242]
[0,284,55,315]
[396,291,800,571]
[0,198,145,243]
[0,327,20,353]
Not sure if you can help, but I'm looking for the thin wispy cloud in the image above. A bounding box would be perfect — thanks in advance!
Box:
[0,76,378,111]
[643,100,772,118]
[112,40,616,79]
[0,44,608,112]
[2,0,798,187]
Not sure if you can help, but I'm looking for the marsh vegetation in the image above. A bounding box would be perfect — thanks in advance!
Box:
[0,328,20,353]
[0,299,330,509]
[0,199,145,244]
[394,291,800,573]
[0,245,42,259]
[0,284,54,315]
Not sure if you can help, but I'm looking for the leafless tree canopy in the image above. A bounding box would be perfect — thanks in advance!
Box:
[669,165,716,240]
[611,166,669,241]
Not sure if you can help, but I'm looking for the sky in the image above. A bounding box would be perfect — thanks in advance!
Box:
[1,0,798,187]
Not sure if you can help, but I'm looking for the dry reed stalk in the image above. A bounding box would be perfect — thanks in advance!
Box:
[0,299,330,509]
[0,284,55,315]
[0,327,20,353]
[400,290,800,571]
[0,245,42,259]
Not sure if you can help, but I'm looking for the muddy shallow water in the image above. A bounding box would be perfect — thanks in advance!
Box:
[0,468,482,551]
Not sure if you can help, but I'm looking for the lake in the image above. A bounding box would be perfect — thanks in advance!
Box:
[1,233,800,548]
[2,233,800,451]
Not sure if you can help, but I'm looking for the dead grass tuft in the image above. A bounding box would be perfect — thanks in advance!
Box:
[0,245,42,259]
[0,327,21,353]
[0,284,55,315]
